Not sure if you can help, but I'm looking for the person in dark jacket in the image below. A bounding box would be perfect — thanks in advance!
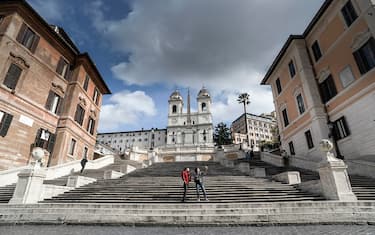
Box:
[181,167,190,202]
[80,157,88,173]
[192,166,208,201]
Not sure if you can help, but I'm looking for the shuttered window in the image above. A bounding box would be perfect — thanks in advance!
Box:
[319,75,337,103]
[305,130,314,149]
[3,64,22,90]
[45,91,63,114]
[353,37,375,75]
[16,23,39,53]
[282,108,289,127]
[311,41,322,62]
[0,110,13,137]
[34,128,56,154]
[341,1,358,27]
[333,116,351,140]
[56,57,72,80]
[92,88,100,105]
[83,75,90,91]
[288,60,296,78]
[74,104,85,126]
[288,141,295,155]
[87,117,95,135]
[276,78,282,94]
[68,139,76,155]
[296,94,305,114]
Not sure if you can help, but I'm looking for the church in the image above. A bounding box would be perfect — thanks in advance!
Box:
[97,87,216,162]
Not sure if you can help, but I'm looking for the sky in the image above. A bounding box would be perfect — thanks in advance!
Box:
[28,0,325,133]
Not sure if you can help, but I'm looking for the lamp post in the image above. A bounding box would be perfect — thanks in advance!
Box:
[237,93,250,148]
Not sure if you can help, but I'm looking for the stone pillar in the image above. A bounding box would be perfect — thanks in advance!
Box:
[318,139,357,201]
[9,168,46,204]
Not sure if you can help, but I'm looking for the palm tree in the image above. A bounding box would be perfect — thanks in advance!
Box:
[237,93,250,147]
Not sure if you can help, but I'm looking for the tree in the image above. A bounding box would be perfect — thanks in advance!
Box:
[213,122,232,146]
[237,93,250,146]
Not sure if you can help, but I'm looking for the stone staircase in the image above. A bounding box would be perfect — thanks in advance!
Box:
[42,161,324,203]
[0,184,15,203]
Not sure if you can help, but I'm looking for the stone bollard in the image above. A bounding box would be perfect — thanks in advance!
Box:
[318,139,357,201]
[9,147,47,204]
[9,168,46,204]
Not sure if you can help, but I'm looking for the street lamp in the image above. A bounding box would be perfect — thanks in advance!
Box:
[237,93,250,148]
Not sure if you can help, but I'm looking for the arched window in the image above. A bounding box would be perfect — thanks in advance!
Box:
[201,102,207,111]
[172,105,177,113]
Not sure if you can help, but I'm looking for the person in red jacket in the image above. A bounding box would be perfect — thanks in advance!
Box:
[181,167,190,202]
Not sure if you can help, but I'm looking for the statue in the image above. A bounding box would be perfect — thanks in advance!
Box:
[319,139,340,163]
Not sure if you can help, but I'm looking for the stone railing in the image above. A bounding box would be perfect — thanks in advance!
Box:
[346,159,375,178]
[0,155,115,187]
[261,152,284,167]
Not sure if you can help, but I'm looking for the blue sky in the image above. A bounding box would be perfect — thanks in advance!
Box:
[28,0,324,133]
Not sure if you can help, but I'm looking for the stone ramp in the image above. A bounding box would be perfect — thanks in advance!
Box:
[1,201,375,225]
[43,161,324,203]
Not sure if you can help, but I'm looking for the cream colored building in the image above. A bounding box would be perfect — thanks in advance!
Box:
[261,0,375,170]
[231,113,277,151]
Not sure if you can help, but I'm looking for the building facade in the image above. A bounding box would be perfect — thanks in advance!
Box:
[231,113,277,150]
[261,0,375,167]
[0,0,110,170]
[166,88,214,147]
[97,129,167,152]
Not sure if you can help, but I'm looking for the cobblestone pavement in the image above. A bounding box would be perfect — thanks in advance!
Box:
[1,225,375,235]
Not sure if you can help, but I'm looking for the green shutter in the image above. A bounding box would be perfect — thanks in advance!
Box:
[0,113,13,137]
[16,23,27,43]
[45,91,54,111]
[30,34,40,53]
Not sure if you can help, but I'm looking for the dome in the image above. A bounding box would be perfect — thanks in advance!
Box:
[197,87,210,98]
[169,90,183,100]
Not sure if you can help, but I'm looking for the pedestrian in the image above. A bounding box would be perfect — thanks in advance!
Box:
[249,149,254,159]
[181,167,190,202]
[193,166,208,201]
[80,157,88,173]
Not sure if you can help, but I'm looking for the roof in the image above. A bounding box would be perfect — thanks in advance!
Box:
[98,128,167,136]
[260,0,333,85]
[1,0,111,94]
[232,112,275,124]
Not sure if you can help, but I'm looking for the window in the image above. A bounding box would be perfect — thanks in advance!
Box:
[0,110,13,137]
[87,117,95,135]
[34,129,56,153]
[201,102,207,111]
[341,0,357,27]
[56,57,71,80]
[296,94,305,114]
[74,104,85,126]
[353,37,375,75]
[276,78,282,94]
[45,91,62,114]
[339,66,355,88]
[288,141,295,155]
[305,130,314,149]
[83,75,90,91]
[172,105,177,113]
[68,139,76,155]
[0,15,4,24]
[16,24,39,52]
[319,75,337,103]
[333,116,351,140]
[92,88,100,105]
[288,60,296,78]
[282,108,289,127]
[83,147,88,159]
[311,41,322,62]
[3,64,22,90]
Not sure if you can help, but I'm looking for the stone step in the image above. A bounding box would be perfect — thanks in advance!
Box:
[1,202,374,225]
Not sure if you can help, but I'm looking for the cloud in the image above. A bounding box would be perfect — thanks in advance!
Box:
[98,90,157,131]
[86,0,323,125]
[28,0,65,22]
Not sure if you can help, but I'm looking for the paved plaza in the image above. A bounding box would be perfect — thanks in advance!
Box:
[1,225,375,235]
